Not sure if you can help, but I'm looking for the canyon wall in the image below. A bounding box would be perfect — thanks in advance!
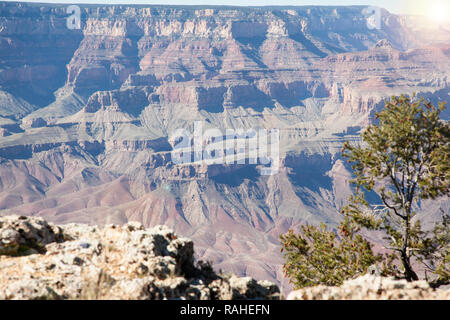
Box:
[0,2,449,291]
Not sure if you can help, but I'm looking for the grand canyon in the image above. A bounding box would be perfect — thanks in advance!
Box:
[0,1,449,291]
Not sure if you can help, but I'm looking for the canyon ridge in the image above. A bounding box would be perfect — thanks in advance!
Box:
[0,2,449,291]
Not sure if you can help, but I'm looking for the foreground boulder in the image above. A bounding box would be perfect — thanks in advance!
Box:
[0,215,64,255]
[0,215,280,300]
[287,274,450,300]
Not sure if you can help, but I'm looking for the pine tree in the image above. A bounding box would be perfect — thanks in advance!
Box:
[341,94,449,283]
[280,95,449,288]
[280,217,381,288]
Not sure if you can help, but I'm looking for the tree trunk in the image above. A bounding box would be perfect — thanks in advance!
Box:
[401,251,419,281]
[402,212,419,281]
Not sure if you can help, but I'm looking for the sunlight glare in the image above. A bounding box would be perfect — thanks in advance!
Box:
[428,1,449,23]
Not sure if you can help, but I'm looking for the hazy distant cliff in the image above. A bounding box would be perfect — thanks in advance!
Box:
[0,2,449,290]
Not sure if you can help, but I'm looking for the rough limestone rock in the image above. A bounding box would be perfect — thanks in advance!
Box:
[0,215,280,300]
[0,215,64,255]
[287,275,450,300]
